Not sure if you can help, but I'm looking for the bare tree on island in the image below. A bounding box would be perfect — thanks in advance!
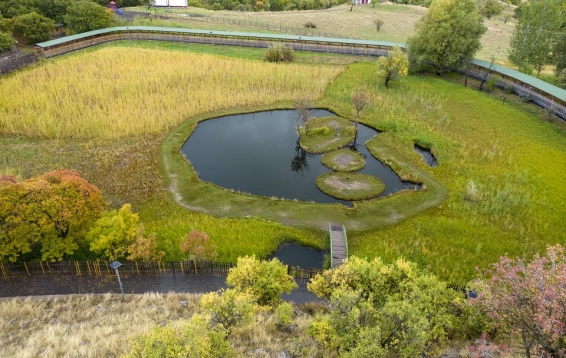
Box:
[351,89,371,128]
[350,89,371,148]
[294,96,314,137]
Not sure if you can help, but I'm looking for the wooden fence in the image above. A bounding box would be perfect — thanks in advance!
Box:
[0,260,324,285]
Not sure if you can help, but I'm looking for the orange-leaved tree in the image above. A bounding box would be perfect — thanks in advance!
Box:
[0,170,106,262]
[180,230,217,273]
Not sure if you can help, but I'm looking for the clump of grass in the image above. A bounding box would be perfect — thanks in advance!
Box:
[0,46,338,139]
[263,42,295,63]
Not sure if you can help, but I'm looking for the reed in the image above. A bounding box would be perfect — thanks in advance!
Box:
[0,47,339,139]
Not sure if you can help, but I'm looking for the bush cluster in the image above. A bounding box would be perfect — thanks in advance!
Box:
[198,0,349,12]
[263,43,295,63]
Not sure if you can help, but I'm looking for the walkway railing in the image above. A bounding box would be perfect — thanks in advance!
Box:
[0,260,324,286]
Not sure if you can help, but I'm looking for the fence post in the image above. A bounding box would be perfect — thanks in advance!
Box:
[0,263,7,278]
[75,261,81,276]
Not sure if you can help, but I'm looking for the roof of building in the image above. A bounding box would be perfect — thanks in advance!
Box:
[472,59,566,102]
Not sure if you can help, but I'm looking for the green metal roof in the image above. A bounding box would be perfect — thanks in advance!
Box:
[472,59,566,102]
[35,26,406,49]
[35,27,565,101]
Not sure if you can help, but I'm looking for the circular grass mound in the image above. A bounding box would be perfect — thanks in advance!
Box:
[321,149,365,172]
[316,172,385,201]
[299,116,356,154]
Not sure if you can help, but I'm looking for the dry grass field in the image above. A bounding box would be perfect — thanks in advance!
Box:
[132,3,518,63]
[0,293,324,358]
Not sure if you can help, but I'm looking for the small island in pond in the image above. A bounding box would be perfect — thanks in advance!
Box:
[315,172,386,201]
[321,149,366,172]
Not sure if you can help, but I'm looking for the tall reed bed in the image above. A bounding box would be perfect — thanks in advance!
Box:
[0,47,340,139]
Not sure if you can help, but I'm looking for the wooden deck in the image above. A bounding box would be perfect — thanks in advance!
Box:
[329,225,348,268]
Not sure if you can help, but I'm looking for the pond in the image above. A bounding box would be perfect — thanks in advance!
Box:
[268,243,326,269]
[414,144,438,167]
[181,109,416,205]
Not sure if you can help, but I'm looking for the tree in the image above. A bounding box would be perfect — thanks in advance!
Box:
[376,46,409,87]
[36,0,72,24]
[554,31,566,76]
[308,256,461,357]
[0,170,106,262]
[125,314,235,358]
[0,17,14,33]
[12,12,55,44]
[472,245,566,358]
[86,204,139,261]
[0,32,15,51]
[64,1,114,35]
[350,89,371,136]
[373,18,384,31]
[127,232,165,262]
[294,96,313,136]
[226,256,297,306]
[199,289,256,331]
[407,0,486,74]
[508,0,564,77]
[477,0,503,19]
[180,229,217,272]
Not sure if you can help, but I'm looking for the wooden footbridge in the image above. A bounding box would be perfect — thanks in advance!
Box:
[329,224,348,268]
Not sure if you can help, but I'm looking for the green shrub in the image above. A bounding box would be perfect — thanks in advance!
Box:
[12,12,55,44]
[64,1,114,35]
[0,32,15,51]
[504,84,514,94]
[274,302,294,327]
[200,289,256,331]
[484,75,501,91]
[226,255,298,306]
[188,0,205,7]
[0,17,13,33]
[124,314,235,358]
[212,3,223,10]
[234,3,251,11]
[303,21,316,28]
[263,42,295,63]
[308,256,462,357]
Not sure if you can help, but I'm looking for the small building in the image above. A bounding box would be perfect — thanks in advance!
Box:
[354,0,371,3]
[152,0,188,6]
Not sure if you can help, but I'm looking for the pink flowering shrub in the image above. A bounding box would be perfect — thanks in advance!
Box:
[473,245,566,358]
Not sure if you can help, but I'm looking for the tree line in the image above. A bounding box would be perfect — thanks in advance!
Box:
[0,171,216,263]
[0,0,147,49]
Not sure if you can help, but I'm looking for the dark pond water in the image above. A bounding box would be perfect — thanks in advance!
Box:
[268,243,326,269]
[182,109,416,204]
[414,144,438,167]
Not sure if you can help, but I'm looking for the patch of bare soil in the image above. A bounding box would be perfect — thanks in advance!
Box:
[325,176,370,191]
[334,153,355,167]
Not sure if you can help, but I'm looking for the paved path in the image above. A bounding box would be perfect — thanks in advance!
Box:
[0,275,321,303]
